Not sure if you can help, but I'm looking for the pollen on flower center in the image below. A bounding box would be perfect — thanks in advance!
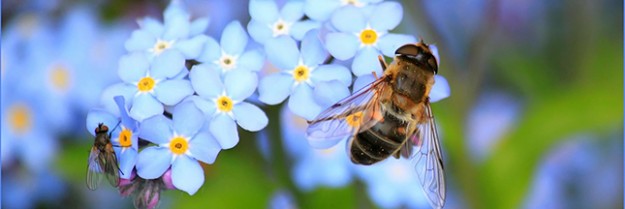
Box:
[342,0,364,7]
[292,65,310,82]
[216,96,234,112]
[169,137,188,155]
[345,111,363,128]
[137,77,155,92]
[272,19,291,37]
[118,128,132,147]
[7,103,32,135]
[359,29,378,45]
[50,64,70,92]
[152,40,172,55]
[219,54,237,71]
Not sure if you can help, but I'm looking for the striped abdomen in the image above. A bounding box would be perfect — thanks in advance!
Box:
[350,108,410,165]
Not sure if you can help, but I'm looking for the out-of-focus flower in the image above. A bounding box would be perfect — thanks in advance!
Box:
[325,1,416,76]
[247,0,320,45]
[110,51,193,122]
[304,0,383,22]
[135,101,221,195]
[1,169,67,209]
[524,136,622,209]
[281,107,353,190]
[269,189,298,209]
[259,31,351,120]
[196,21,264,75]
[355,158,430,209]
[188,65,268,149]
[124,0,208,65]
[466,92,520,162]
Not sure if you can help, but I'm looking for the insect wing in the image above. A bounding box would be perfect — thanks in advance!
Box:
[86,147,104,190]
[103,146,121,187]
[306,78,388,149]
[411,101,446,209]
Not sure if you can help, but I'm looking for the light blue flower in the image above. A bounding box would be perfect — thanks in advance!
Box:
[280,107,353,190]
[304,0,383,22]
[196,21,264,75]
[124,0,209,66]
[258,31,352,120]
[1,169,66,209]
[325,1,416,76]
[247,0,320,45]
[111,51,193,122]
[135,101,221,195]
[355,158,431,209]
[86,96,140,179]
[187,65,268,149]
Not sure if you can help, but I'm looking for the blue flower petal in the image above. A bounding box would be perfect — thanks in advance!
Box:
[352,47,383,76]
[378,33,417,57]
[125,30,156,51]
[247,20,273,45]
[22,133,57,173]
[100,83,136,115]
[185,95,216,117]
[353,74,376,93]
[326,33,359,60]
[311,64,352,87]
[331,6,366,33]
[163,15,190,40]
[138,17,164,37]
[313,80,351,107]
[188,131,221,164]
[139,115,173,144]
[175,35,209,59]
[189,65,223,98]
[151,50,185,79]
[233,102,268,131]
[280,1,304,22]
[196,36,220,63]
[86,109,118,137]
[190,17,210,36]
[129,94,164,122]
[238,49,264,72]
[172,155,204,195]
[369,2,403,31]
[291,20,321,40]
[119,53,149,83]
[119,149,138,179]
[249,0,279,24]
[114,96,137,131]
[225,70,257,101]
[136,146,172,179]
[304,0,341,21]
[209,114,239,149]
[288,84,323,120]
[301,30,327,67]
[429,44,440,66]
[258,73,294,105]
[164,0,188,21]
[154,79,193,106]
[265,36,299,70]
[173,102,204,137]
[221,21,248,55]
[430,75,450,102]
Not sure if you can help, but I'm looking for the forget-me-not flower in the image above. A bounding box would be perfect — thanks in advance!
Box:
[325,1,416,76]
[135,101,221,195]
[187,65,268,149]
[196,21,264,75]
[124,0,209,65]
[111,51,193,122]
[304,0,384,22]
[247,0,320,45]
[259,30,352,120]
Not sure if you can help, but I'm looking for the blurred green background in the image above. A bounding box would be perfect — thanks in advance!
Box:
[2,0,622,208]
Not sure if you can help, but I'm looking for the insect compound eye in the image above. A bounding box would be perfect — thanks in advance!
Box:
[395,44,420,57]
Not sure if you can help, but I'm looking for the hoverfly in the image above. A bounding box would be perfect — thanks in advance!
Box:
[86,122,122,190]
[307,40,446,208]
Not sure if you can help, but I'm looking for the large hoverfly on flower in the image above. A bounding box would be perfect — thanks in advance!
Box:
[86,122,122,190]
[307,40,446,208]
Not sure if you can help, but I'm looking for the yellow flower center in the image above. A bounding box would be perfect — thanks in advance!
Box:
[152,40,171,55]
[219,54,237,71]
[272,19,291,37]
[343,0,364,6]
[50,64,71,92]
[216,96,234,112]
[118,128,132,147]
[7,103,32,135]
[169,137,188,155]
[345,111,363,128]
[293,65,310,83]
[137,77,155,92]
[359,29,378,45]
